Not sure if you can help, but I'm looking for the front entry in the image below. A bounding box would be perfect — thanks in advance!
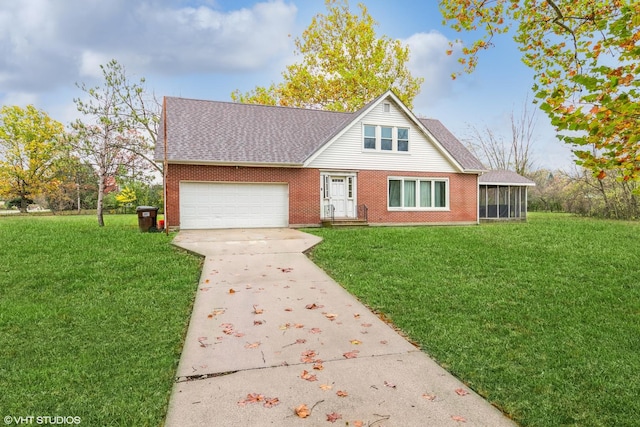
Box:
[322,173,356,219]
[330,177,347,217]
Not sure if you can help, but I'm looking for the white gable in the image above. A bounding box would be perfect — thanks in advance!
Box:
[305,98,458,172]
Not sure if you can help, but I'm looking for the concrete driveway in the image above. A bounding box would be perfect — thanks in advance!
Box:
[165,228,517,426]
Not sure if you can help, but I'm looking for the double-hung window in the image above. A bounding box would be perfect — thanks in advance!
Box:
[364,125,376,149]
[388,178,448,210]
[381,126,393,151]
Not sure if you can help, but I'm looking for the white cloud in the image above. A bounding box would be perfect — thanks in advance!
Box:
[0,0,297,96]
[403,31,462,109]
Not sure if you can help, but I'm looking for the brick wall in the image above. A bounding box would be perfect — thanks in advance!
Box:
[358,170,478,224]
[166,164,320,227]
[166,164,478,227]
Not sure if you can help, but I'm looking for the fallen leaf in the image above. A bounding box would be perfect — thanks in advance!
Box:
[353,313,360,318]
[245,342,261,349]
[380,340,388,345]
[254,320,264,326]
[455,388,469,396]
[343,350,359,359]
[253,305,264,315]
[245,284,252,289]
[228,288,236,294]
[324,313,338,321]
[309,328,322,334]
[294,323,304,329]
[319,384,333,391]
[295,404,310,418]
[305,303,323,310]
[300,370,318,382]
[205,279,210,284]
[279,267,294,273]
[237,393,264,406]
[353,421,364,427]
[336,390,348,397]
[350,339,362,345]
[326,412,342,423]
[422,393,436,401]
[197,337,208,347]
[199,287,210,291]
[279,323,291,330]
[384,380,397,389]
[263,397,280,408]
[361,323,372,327]
[234,332,245,338]
[451,415,467,422]
[295,338,307,345]
[284,308,293,312]
[313,362,324,370]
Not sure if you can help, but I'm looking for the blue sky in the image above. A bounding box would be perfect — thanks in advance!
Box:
[0,0,574,170]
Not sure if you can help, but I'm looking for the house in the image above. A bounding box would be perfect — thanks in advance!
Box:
[478,170,535,221]
[155,90,489,230]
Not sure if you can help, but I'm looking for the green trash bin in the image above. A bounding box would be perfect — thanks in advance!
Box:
[136,206,159,232]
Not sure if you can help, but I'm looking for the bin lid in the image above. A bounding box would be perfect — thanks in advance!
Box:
[136,205,159,212]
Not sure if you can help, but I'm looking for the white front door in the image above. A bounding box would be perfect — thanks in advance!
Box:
[330,177,347,217]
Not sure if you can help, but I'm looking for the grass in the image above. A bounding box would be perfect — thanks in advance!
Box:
[306,213,640,427]
[0,215,202,426]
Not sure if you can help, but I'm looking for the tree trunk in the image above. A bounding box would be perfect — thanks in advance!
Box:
[96,174,105,227]
[19,196,28,213]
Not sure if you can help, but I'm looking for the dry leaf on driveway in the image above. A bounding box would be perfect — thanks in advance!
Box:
[455,388,469,396]
[336,390,348,397]
[326,412,342,423]
[245,342,261,349]
[324,312,338,321]
[451,415,467,422]
[305,303,323,310]
[263,397,280,408]
[252,304,264,314]
[422,393,436,401]
[300,370,318,382]
[343,350,359,359]
[319,384,333,391]
[295,404,310,418]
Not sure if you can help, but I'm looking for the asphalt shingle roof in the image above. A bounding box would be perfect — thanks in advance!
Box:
[479,170,536,185]
[155,95,486,172]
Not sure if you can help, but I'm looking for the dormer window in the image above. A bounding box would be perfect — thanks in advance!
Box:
[364,125,376,149]
[398,128,409,152]
[362,125,409,152]
[381,126,393,151]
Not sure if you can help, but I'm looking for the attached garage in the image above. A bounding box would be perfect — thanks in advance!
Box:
[179,182,289,229]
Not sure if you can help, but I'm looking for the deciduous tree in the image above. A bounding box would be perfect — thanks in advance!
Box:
[232,0,423,111]
[73,60,159,226]
[440,0,640,185]
[464,98,537,175]
[0,105,65,212]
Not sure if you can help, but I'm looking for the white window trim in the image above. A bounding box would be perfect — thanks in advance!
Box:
[362,124,410,153]
[387,177,450,211]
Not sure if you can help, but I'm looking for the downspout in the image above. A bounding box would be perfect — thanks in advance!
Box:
[163,96,169,236]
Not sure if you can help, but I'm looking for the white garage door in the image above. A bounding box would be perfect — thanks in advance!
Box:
[179,182,289,229]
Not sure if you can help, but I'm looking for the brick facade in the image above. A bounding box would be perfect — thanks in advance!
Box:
[357,170,478,224]
[166,164,478,228]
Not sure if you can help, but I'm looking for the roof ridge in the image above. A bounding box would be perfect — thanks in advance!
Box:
[165,96,355,116]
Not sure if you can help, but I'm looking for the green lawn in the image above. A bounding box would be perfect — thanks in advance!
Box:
[306,213,640,427]
[0,215,202,426]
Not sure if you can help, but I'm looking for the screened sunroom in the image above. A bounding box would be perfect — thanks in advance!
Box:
[478,170,535,221]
